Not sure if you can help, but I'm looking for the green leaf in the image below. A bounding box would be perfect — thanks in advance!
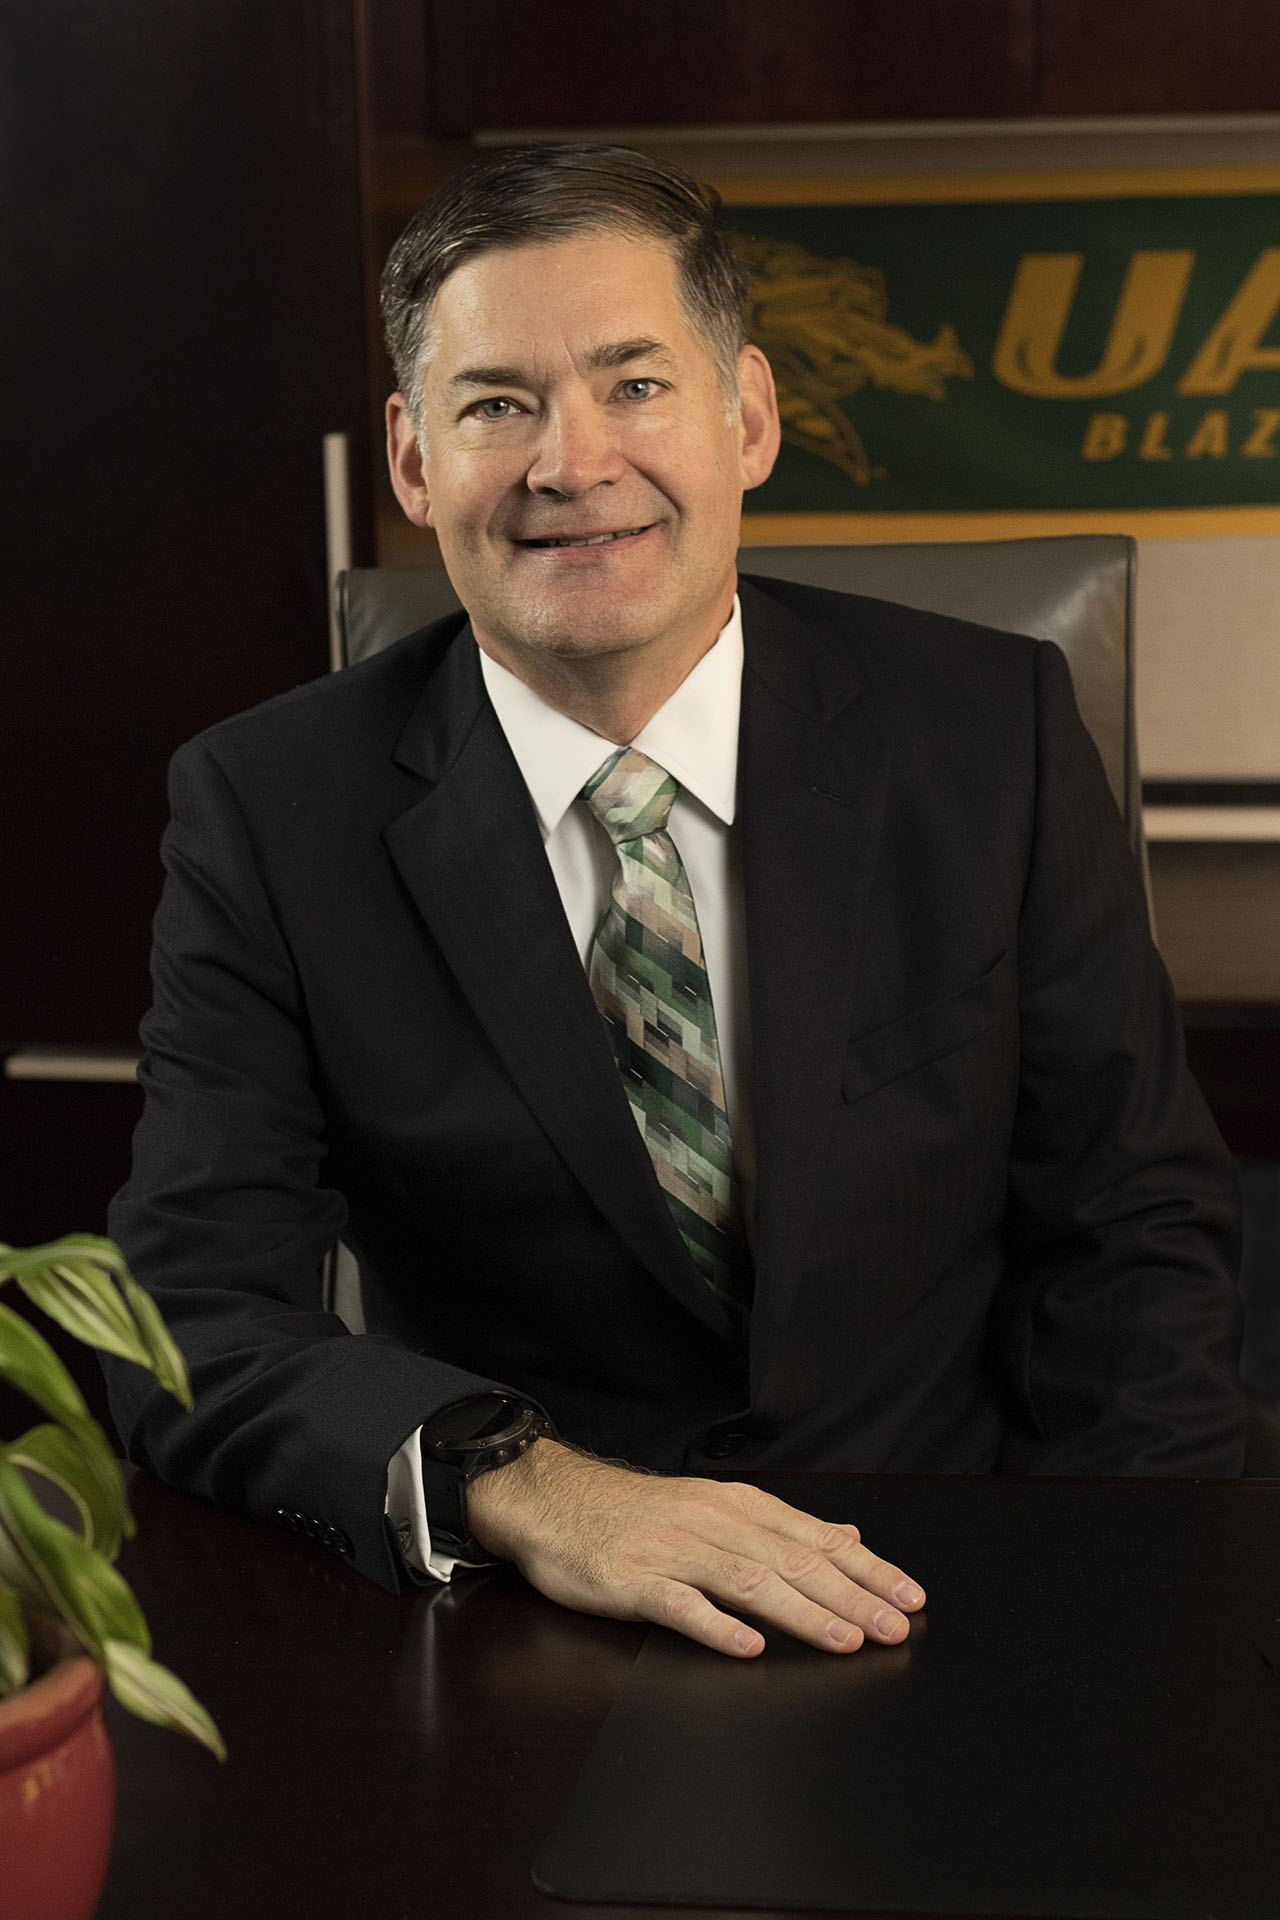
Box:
[0,1301,95,1428]
[19,1260,151,1368]
[103,1639,226,1761]
[0,1233,127,1281]
[0,1239,214,1755]
[0,1454,150,1661]
[0,1307,129,1531]
[0,1236,118,1294]
[119,1271,194,1409]
[0,1581,29,1694]
[0,1236,194,1409]
[7,1423,128,1560]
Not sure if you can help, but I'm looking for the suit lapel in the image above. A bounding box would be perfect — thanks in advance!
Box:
[736,580,893,1360]
[382,625,739,1344]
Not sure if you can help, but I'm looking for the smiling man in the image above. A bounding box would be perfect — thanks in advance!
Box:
[107,145,1245,1660]
[385,229,775,744]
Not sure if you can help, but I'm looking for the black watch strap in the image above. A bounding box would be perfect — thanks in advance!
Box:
[417,1391,555,1559]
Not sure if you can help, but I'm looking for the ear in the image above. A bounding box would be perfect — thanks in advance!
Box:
[386,393,434,529]
[735,345,781,491]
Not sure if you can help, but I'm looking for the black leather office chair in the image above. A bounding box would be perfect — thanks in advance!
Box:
[334,536,1280,1476]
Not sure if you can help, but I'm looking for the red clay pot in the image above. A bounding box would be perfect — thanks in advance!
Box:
[0,1622,115,1920]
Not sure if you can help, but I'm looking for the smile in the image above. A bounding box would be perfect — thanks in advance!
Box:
[520,526,652,548]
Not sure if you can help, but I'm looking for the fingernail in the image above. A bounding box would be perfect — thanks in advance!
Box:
[733,1627,763,1654]
[895,1581,924,1607]
[826,1619,860,1648]
[874,1608,908,1640]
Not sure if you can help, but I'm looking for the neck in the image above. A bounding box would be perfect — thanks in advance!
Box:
[473,603,732,745]
[496,654,694,745]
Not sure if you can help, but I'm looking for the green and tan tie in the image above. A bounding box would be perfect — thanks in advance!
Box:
[582,748,746,1311]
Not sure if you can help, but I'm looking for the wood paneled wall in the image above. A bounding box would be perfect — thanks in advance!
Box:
[1041,0,1280,114]
[5,0,374,1052]
[428,2,1038,131]
[1,0,381,1291]
[424,0,1280,129]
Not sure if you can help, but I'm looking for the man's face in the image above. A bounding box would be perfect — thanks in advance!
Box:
[386,231,778,694]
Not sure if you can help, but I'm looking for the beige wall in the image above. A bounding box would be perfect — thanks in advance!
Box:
[1138,535,1280,778]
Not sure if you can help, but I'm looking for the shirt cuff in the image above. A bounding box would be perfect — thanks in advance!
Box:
[385,1426,466,1584]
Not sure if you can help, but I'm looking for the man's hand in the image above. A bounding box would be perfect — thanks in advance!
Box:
[466,1439,925,1658]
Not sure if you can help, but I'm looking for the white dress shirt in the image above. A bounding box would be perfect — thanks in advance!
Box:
[387,599,752,1580]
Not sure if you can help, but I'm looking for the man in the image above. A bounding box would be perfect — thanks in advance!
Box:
[106,145,1245,1662]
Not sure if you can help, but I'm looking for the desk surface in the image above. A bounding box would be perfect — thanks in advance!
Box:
[99,1471,1280,1920]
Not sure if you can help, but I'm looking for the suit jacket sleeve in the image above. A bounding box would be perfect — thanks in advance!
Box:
[997,640,1244,1473]
[104,734,514,1592]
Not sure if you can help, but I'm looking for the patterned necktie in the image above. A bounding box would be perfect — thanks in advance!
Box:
[582,748,746,1312]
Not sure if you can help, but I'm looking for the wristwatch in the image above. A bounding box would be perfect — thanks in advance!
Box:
[418,1391,555,1560]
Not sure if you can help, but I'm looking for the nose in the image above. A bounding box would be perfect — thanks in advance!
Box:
[525,390,624,497]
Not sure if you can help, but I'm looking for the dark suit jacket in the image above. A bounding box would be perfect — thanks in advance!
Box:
[105,575,1246,1590]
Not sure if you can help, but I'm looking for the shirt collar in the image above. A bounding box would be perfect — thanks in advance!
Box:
[477,598,743,838]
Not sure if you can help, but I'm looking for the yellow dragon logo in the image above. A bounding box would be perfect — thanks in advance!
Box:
[731,232,973,486]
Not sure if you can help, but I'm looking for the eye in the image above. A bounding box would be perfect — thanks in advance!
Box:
[619,378,660,401]
[472,397,521,420]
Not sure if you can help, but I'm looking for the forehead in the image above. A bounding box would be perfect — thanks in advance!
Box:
[425,230,704,368]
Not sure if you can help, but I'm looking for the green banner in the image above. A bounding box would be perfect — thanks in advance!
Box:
[723,169,1280,536]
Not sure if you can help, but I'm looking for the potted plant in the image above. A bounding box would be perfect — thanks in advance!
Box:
[0,1233,223,1920]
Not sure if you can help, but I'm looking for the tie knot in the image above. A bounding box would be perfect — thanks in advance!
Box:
[582,748,676,844]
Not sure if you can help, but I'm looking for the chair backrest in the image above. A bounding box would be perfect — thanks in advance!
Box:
[337,533,1140,849]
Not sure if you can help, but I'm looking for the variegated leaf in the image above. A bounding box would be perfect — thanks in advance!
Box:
[119,1271,193,1408]
[7,1423,128,1559]
[104,1639,226,1761]
[0,1581,29,1693]
[0,1454,149,1659]
[0,1302,93,1430]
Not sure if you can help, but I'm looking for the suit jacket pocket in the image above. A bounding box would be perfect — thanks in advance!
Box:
[842,950,1011,1105]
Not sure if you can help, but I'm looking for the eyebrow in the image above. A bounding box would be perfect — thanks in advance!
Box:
[445,337,673,393]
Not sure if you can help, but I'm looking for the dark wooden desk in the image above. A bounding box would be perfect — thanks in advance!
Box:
[98,1471,1280,1920]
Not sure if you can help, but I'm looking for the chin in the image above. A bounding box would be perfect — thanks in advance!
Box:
[495,601,667,662]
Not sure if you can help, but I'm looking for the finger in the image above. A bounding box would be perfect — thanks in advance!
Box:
[734,1541,915,1647]
[717,1489,926,1633]
[816,1527,926,1614]
[697,1551,886,1654]
[682,1535,911,1648]
[735,1488,926,1610]
[651,1579,775,1659]
[770,1537,917,1643]
[665,1528,906,1651]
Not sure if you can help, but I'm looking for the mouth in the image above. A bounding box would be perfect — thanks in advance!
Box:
[517,524,654,549]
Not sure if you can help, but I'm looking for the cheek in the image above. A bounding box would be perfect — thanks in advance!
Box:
[426,461,504,542]
[627,431,739,511]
